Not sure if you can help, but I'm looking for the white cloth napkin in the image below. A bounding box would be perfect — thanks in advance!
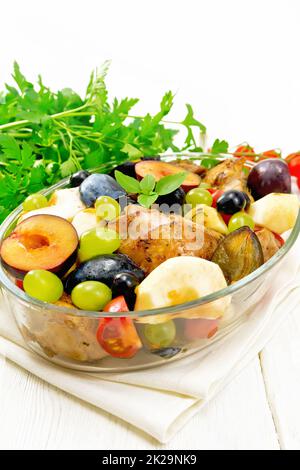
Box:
[0,236,300,443]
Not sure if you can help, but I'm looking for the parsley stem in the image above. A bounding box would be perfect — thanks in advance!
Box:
[128,114,181,126]
[0,103,90,132]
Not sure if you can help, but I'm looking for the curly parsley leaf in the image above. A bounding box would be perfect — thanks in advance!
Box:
[0,61,222,223]
[211,138,229,154]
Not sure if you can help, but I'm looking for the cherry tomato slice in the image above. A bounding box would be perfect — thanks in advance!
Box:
[211,190,231,224]
[97,317,142,358]
[97,296,142,358]
[103,296,129,313]
[286,152,300,164]
[184,318,219,341]
[261,149,281,159]
[211,189,224,208]
[15,279,24,290]
[220,212,231,225]
[234,145,256,161]
[272,232,285,247]
[287,155,300,179]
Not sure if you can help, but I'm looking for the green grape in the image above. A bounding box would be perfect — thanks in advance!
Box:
[71,281,112,311]
[23,270,63,303]
[228,211,255,233]
[144,320,176,348]
[185,188,213,207]
[95,196,121,221]
[78,227,121,262]
[23,194,48,211]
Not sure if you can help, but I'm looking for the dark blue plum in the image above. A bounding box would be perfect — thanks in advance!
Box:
[110,161,136,178]
[70,170,91,188]
[79,173,126,207]
[64,254,145,294]
[112,272,140,309]
[141,156,161,161]
[156,187,185,211]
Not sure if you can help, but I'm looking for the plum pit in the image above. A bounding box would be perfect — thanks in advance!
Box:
[19,233,50,250]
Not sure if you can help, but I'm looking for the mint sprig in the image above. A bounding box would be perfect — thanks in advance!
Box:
[114,170,187,209]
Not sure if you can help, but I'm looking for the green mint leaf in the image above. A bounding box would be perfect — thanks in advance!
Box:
[121,143,143,160]
[139,174,156,195]
[137,193,158,208]
[155,172,187,196]
[114,170,141,193]
[211,139,229,154]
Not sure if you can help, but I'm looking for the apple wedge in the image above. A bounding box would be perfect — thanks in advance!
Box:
[72,208,99,238]
[135,256,230,323]
[249,193,299,234]
[19,188,85,223]
[185,204,229,235]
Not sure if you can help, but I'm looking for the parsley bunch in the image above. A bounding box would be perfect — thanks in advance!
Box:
[0,61,226,223]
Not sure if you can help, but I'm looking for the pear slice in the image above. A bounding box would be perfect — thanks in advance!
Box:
[185,204,228,235]
[135,256,231,323]
[249,193,299,234]
[19,188,85,223]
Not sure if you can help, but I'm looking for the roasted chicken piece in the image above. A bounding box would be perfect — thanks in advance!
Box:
[21,293,108,362]
[255,228,282,262]
[23,312,107,362]
[109,205,223,274]
[203,157,248,192]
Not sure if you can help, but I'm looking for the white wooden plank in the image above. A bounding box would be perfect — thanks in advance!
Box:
[0,357,279,449]
[260,308,300,450]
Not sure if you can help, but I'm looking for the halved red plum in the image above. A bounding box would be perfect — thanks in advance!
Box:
[0,215,79,279]
[135,160,201,192]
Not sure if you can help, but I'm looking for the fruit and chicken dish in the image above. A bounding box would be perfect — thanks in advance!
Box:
[0,153,299,364]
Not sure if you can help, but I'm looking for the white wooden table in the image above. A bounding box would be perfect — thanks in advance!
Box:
[0,302,299,450]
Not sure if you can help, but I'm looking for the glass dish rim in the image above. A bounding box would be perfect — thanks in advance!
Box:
[0,152,299,319]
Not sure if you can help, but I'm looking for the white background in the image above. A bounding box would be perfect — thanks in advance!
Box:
[1,0,300,450]
[1,0,300,153]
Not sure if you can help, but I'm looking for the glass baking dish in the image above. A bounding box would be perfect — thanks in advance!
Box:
[0,154,299,372]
